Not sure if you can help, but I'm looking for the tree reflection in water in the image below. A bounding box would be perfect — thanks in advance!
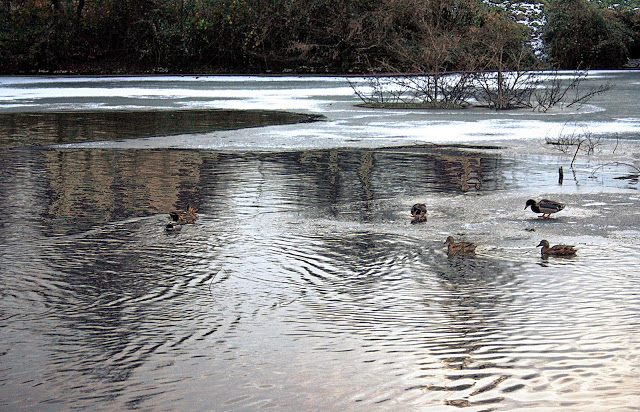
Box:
[2,117,638,410]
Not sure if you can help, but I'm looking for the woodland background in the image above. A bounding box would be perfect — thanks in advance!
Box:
[1,0,639,74]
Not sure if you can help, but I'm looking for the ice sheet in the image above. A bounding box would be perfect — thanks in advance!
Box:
[1,72,639,150]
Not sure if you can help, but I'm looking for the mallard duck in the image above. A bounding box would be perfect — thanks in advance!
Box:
[525,199,565,219]
[411,203,427,224]
[169,203,198,224]
[537,240,577,257]
[165,222,182,232]
[444,236,477,256]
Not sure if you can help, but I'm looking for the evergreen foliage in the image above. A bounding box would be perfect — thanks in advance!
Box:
[543,0,635,68]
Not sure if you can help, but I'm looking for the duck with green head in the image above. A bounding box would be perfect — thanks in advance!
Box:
[165,222,182,232]
[525,199,565,219]
[411,203,427,224]
[169,203,198,224]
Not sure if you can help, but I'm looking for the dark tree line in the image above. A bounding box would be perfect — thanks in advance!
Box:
[1,0,638,74]
[544,0,638,69]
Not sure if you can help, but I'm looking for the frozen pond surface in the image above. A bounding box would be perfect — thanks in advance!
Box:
[1,73,640,410]
[2,71,640,149]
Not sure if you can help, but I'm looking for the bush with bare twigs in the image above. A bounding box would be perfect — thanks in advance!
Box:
[350,69,613,111]
[348,72,475,108]
[544,124,605,167]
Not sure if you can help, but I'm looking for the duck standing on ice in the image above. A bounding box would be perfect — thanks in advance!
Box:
[525,199,565,219]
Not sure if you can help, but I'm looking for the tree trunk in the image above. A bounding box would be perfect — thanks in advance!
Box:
[76,0,85,25]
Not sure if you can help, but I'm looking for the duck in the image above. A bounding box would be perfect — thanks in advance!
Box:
[165,222,182,232]
[411,203,427,224]
[169,203,198,224]
[537,240,577,257]
[524,199,565,219]
[444,236,477,256]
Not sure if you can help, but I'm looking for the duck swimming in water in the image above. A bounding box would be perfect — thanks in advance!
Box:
[411,203,427,224]
[165,222,182,232]
[444,236,477,256]
[537,240,577,257]
[525,199,565,219]
[169,203,198,224]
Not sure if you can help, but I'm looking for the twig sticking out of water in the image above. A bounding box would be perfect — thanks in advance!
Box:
[590,162,640,179]
[544,123,603,168]
[209,268,225,295]
[571,140,583,168]
[558,166,564,185]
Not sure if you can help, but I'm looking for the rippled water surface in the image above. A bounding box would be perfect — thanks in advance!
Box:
[1,75,640,411]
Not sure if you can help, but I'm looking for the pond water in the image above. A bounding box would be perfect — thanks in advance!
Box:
[1,73,640,410]
[0,109,320,148]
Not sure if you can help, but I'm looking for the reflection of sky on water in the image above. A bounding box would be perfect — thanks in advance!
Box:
[1,71,639,149]
[2,141,639,409]
[1,73,640,410]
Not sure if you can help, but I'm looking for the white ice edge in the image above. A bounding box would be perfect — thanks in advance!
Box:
[53,118,640,150]
[2,73,639,150]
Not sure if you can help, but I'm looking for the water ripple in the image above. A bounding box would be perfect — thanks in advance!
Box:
[2,147,640,410]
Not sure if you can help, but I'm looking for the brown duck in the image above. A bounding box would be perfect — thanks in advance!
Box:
[537,240,577,257]
[444,236,477,256]
[169,203,198,224]
[411,203,427,224]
